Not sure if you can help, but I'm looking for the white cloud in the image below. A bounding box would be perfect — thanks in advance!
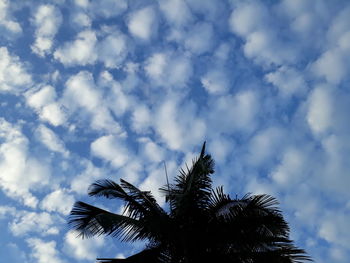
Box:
[184,22,214,54]
[319,134,350,195]
[62,71,122,133]
[90,0,127,18]
[72,0,127,28]
[283,185,321,227]
[144,51,193,88]
[167,56,193,87]
[310,7,350,85]
[70,160,105,194]
[229,2,297,66]
[145,53,167,78]
[64,231,104,260]
[326,6,350,48]
[71,11,91,28]
[27,85,56,108]
[153,100,185,148]
[36,124,69,157]
[0,47,32,93]
[245,176,278,197]
[338,31,350,51]
[138,137,166,163]
[99,71,133,117]
[330,247,348,263]
[277,0,324,39]
[307,86,333,135]
[97,30,128,68]
[0,205,16,218]
[91,135,130,168]
[312,49,349,84]
[265,66,307,97]
[318,212,350,250]
[74,0,89,8]
[154,99,206,151]
[117,160,143,184]
[31,4,62,56]
[201,68,229,95]
[269,147,306,186]
[0,0,22,34]
[127,6,157,40]
[229,2,268,37]
[243,30,295,66]
[290,13,316,36]
[131,104,152,133]
[209,136,233,164]
[40,188,75,215]
[27,238,65,263]
[247,126,286,166]
[186,0,224,22]
[26,85,66,126]
[139,161,178,206]
[159,0,193,27]
[54,30,97,66]
[208,90,259,134]
[0,118,50,208]
[10,211,59,236]
[64,71,100,111]
[40,103,67,126]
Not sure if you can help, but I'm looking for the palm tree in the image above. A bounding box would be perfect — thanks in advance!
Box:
[69,142,311,263]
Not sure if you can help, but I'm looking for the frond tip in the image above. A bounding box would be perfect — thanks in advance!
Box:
[200,141,206,158]
[68,201,143,241]
[88,179,125,198]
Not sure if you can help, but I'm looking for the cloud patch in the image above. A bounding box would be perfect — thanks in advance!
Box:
[0,0,22,35]
[127,6,157,41]
[40,189,74,215]
[64,231,104,261]
[26,85,67,126]
[0,47,32,94]
[54,30,97,66]
[10,211,59,236]
[36,124,69,157]
[0,118,50,208]
[31,4,62,56]
[27,238,65,263]
[91,134,130,168]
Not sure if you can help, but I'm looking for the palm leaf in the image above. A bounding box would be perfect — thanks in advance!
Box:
[160,142,214,216]
[69,201,152,242]
[88,179,153,220]
[88,179,126,199]
[97,245,170,263]
[120,179,166,216]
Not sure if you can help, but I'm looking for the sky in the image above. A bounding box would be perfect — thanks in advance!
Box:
[0,0,350,262]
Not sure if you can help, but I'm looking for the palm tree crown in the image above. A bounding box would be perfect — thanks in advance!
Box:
[69,142,311,263]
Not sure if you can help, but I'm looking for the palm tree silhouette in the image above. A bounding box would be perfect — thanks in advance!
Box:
[69,142,311,262]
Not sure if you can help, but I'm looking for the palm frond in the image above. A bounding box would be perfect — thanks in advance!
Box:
[160,142,215,216]
[235,243,312,263]
[88,179,158,220]
[88,179,126,199]
[68,201,148,241]
[208,186,231,214]
[207,194,295,257]
[97,246,170,263]
[120,179,166,216]
[68,142,312,263]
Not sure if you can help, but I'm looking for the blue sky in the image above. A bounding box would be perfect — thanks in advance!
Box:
[0,0,350,262]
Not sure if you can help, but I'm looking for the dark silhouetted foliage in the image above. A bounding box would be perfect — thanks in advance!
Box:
[69,142,311,263]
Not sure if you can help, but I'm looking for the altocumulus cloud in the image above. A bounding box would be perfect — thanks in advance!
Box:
[0,1,350,263]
